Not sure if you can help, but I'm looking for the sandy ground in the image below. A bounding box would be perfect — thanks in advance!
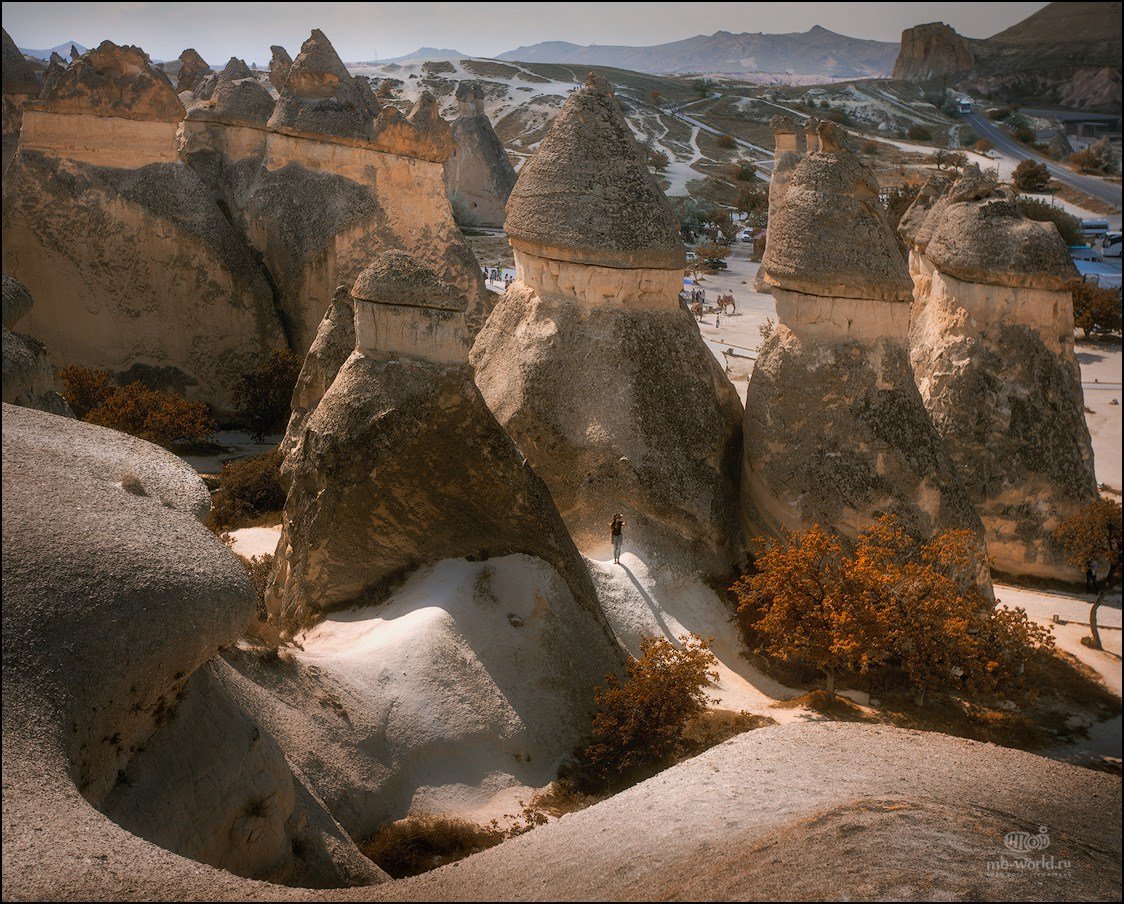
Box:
[225,525,282,560]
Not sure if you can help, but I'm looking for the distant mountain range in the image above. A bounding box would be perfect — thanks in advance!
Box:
[494,26,900,80]
[18,40,88,61]
[377,46,471,64]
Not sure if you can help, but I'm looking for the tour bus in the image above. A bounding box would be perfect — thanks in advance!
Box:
[1103,232,1121,258]
[1080,218,1111,239]
[956,98,973,114]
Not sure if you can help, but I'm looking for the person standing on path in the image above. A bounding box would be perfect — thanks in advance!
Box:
[610,514,625,565]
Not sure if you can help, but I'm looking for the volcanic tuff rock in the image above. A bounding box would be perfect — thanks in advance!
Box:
[901,172,1096,581]
[745,122,983,550]
[1,275,71,416]
[1,404,384,893]
[176,48,210,93]
[258,255,622,833]
[2,27,40,170]
[474,74,741,572]
[269,255,600,624]
[269,45,293,92]
[179,29,489,350]
[443,80,517,228]
[185,56,275,126]
[892,22,975,82]
[279,286,355,467]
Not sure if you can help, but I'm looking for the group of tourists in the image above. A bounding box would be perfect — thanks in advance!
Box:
[481,266,514,288]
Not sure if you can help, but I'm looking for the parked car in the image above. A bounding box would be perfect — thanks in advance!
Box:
[1102,232,1121,258]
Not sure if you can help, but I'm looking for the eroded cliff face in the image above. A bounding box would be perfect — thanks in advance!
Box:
[2,27,40,172]
[2,42,288,415]
[179,31,489,349]
[892,22,975,82]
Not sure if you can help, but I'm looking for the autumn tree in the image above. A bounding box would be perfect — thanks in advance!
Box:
[649,89,662,108]
[715,133,737,150]
[234,349,303,442]
[1013,159,1050,192]
[907,124,933,142]
[736,186,767,225]
[579,635,718,783]
[731,525,881,696]
[695,241,729,272]
[1053,498,1123,650]
[973,138,994,154]
[1071,281,1123,337]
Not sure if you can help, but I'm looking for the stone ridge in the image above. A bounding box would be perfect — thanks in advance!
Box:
[504,72,685,271]
[27,40,184,122]
[2,27,40,96]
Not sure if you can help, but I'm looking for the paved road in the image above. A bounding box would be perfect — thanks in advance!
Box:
[964,112,1122,210]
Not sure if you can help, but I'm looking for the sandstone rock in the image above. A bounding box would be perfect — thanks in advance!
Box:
[2,28,39,97]
[443,80,517,228]
[279,286,355,466]
[259,253,622,836]
[474,75,741,572]
[892,22,975,82]
[2,27,40,171]
[185,57,275,126]
[506,73,684,272]
[269,45,292,92]
[269,256,598,623]
[902,174,1096,581]
[40,54,65,94]
[1,404,383,892]
[268,29,379,143]
[754,115,802,294]
[177,48,210,94]
[2,276,71,416]
[24,40,183,122]
[179,30,488,351]
[192,56,254,103]
[746,122,983,552]
[2,273,33,327]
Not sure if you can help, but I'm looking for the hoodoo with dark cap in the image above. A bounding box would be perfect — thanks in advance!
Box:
[743,121,983,554]
[444,81,517,229]
[473,73,742,573]
[902,169,1097,581]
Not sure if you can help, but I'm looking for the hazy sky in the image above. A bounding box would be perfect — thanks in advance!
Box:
[2,1,1048,62]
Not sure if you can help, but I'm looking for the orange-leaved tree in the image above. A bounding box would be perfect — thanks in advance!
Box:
[730,524,883,697]
[1053,498,1123,650]
[580,634,717,784]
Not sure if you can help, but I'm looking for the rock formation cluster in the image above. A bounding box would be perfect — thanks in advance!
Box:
[901,169,1097,580]
[745,121,983,549]
[473,74,743,572]
[443,81,517,228]
[892,22,975,82]
[2,30,489,413]
[2,27,40,170]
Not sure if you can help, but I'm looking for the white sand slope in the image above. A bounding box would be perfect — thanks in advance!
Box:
[223,554,621,837]
[588,550,804,718]
[225,524,282,559]
[372,722,1122,902]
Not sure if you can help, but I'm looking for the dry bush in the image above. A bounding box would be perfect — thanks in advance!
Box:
[1069,137,1118,175]
[973,138,994,153]
[572,635,717,789]
[715,133,737,149]
[1071,281,1123,337]
[206,450,285,532]
[679,709,776,756]
[59,366,215,449]
[359,816,502,878]
[1017,196,1082,246]
[234,349,302,442]
[57,365,116,418]
[1013,159,1050,192]
[906,124,932,142]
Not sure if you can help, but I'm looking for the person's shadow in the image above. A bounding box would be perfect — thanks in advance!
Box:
[619,561,675,642]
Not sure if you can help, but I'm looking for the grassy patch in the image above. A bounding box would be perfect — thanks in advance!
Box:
[359,815,503,878]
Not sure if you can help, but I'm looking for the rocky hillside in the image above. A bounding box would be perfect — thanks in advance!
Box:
[894,2,1122,111]
[496,26,899,81]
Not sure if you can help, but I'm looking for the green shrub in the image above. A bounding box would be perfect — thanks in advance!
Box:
[206,450,285,531]
[234,349,302,441]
